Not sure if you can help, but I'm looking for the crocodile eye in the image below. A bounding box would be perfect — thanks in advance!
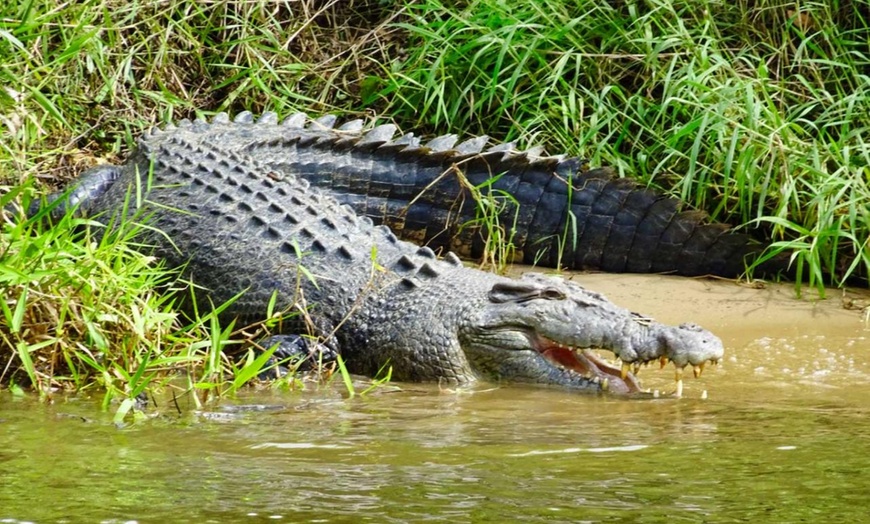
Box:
[539,288,566,300]
[488,283,566,303]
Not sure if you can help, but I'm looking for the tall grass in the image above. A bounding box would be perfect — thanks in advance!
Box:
[0,185,326,418]
[0,0,396,183]
[372,0,870,288]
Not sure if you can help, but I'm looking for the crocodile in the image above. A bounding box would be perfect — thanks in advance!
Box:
[23,114,726,395]
[93,110,775,278]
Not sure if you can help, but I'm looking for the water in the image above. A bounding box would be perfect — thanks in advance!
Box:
[1,275,868,523]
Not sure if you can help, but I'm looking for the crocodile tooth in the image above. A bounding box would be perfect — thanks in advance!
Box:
[425,134,459,152]
[338,119,364,132]
[674,364,684,398]
[632,362,641,375]
[358,124,398,146]
[620,361,630,380]
[312,114,337,129]
[601,378,609,392]
[281,113,307,128]
[258,111,278,125]
[693,363,705,378]
[659,356,669,369]
[212,112,230,124]
[234,111,254,124]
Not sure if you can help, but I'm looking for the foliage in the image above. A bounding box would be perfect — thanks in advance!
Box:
[373,0,870,288]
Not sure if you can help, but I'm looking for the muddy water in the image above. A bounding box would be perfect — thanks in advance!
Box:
[1,274,868,523]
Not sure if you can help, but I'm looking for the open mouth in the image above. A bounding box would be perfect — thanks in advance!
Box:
[536,337,717,396]
[536,339,643,395]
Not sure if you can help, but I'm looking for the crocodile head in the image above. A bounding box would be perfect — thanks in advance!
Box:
[461,273,724,395]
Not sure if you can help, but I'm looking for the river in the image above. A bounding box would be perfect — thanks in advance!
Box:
[1,273,868,522]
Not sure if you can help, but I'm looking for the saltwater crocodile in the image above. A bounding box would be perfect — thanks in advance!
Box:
[24,113,726,395]
[105,111,774,278]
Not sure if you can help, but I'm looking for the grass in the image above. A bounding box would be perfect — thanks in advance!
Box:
[1,0,868,404]
[373,0,870,289]
[0,183,348,421]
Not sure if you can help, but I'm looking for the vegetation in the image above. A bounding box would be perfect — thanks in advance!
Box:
[1,0,868,411]
[380,0,870,289]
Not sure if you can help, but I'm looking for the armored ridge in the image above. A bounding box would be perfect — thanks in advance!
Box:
[148,111,777,277]
[48,121,725,395]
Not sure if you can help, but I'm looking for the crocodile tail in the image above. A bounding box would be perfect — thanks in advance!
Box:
[524,166,784,277]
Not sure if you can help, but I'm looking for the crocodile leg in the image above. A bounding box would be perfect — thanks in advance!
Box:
[251,334,338,380]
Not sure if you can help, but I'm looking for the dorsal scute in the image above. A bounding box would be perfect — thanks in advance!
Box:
[415,246,436,259]
[258,112,279,125]
[454,135,489,156]
[528,154,565,170]
[417,262,440,279]
[191,117,209,132]
[234,111,254,124]
[356,124,398,148]
[396,254,417,271]
[444,252,463,267]
[337,119,365,133]
[524,145,546,158]
[389,133,419,147]
[311,114,337,130]
[281,113,308,128]
[484,140,517,154]
[377,133,420,154]
[555,157,589,179]
[425,134,459,152]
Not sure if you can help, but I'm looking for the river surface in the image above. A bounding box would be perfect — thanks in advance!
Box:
[1,274,868,523]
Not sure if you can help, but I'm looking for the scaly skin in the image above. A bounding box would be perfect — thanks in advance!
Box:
[164,111,779,277]
[29,118,725,395]
[38,111,778,277]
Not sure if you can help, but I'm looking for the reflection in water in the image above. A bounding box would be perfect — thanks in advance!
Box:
[2,378,869,522]
[1,276,868,522]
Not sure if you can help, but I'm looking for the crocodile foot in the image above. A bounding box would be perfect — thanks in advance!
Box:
[253,334,338,380]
